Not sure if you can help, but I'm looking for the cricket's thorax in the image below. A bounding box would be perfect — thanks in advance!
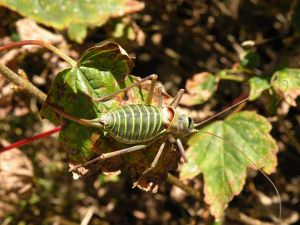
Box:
[99,104,166,144]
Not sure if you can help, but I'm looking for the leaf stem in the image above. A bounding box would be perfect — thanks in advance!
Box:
[0,40,77,67]
[0,63,47,103]
[0,126,61,153]
[167,173,202,200]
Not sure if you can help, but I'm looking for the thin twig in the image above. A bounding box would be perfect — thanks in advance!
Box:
[0,63,47,103]
[167,173,202,200]
[81,206,96,225]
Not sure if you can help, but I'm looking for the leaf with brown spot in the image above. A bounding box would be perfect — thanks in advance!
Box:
[180,111,278,218]
[0,0,144,43]
[41,42,180,190]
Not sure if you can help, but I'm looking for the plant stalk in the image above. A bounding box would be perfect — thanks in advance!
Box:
[0,126,61,153]
[167,173,202,200]
[0,63,47,103]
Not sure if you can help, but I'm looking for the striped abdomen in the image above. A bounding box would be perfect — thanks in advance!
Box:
[101,104,165,144]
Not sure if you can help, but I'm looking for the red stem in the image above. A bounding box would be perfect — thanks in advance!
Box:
[0,126,61,154]
[0,40,42,52]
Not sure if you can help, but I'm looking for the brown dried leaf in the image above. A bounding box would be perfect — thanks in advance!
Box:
[130,141,181,192]
[0,140,34,219]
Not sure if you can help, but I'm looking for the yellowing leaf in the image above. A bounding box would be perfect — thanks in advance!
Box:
[0,0,144,42]
[180,111,278,218]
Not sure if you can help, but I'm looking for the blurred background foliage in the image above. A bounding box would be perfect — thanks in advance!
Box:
[0,0,300,224]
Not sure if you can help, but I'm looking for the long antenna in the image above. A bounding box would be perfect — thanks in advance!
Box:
[194,79,288,128]
[199,131,282,220]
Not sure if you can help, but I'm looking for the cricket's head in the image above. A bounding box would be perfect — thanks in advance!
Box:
[163,106,195,137]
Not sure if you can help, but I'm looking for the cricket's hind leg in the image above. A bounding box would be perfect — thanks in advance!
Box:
[70,144,149,172]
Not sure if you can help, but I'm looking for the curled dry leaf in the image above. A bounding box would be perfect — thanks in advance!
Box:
[181,72,217,106]
[0,140,34,219]
[127,140,180,192]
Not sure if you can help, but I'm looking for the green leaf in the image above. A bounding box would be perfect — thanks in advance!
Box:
[181,72,218,106]
[272,68,300,107]
[180,111,278,219]
[67,24,87,43]
[0,0,144,42]
[41,42,134,162]
[249,77,270,101]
